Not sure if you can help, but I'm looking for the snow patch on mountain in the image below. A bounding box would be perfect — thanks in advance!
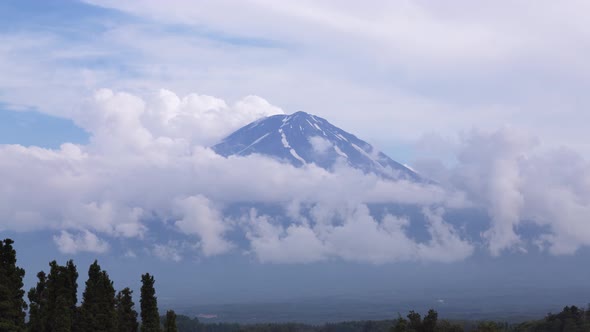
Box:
[212,111,422,181]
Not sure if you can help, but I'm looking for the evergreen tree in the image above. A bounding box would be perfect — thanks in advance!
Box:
[392,314,409,332]
[47,260,78,332]
[422,309,438,332]
[164,310,177,332]
[140,273,160,332]
[28,260,78,332]
[116,288,139,332]
[0,238,27,332]
[53,294,74,332]
[391,310,462,332]
[77,260,117,332]
[437,320,464,332]
[27,271,47,332]
[407,310,422,331]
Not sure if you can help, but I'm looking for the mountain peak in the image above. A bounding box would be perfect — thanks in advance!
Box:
[277,111,319,126]
[213,112,421,181]
[287,110,310,117]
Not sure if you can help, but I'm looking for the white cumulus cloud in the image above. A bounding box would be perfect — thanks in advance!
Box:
[174,195,234,257]
[245,203,473,264]
[3,88,590,264]
[53,230,110,254]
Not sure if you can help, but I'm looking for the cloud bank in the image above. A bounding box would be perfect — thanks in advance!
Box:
[415,128,590,256]
[1,89,590,264]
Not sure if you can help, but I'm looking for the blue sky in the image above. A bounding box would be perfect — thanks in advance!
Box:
[0,105,87,148]
[2,0,590,313]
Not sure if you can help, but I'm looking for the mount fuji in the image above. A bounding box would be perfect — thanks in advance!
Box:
[212,111,421,181]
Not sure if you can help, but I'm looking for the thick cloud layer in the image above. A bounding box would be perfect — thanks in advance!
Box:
[245,205,473,264]
[1,89,590,264]
[415,128,590,256]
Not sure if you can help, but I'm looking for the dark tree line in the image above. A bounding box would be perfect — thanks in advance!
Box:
[512,305,590,332]
[0,238,177,332]
[3,238,590,332]
[391,309,464,332]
